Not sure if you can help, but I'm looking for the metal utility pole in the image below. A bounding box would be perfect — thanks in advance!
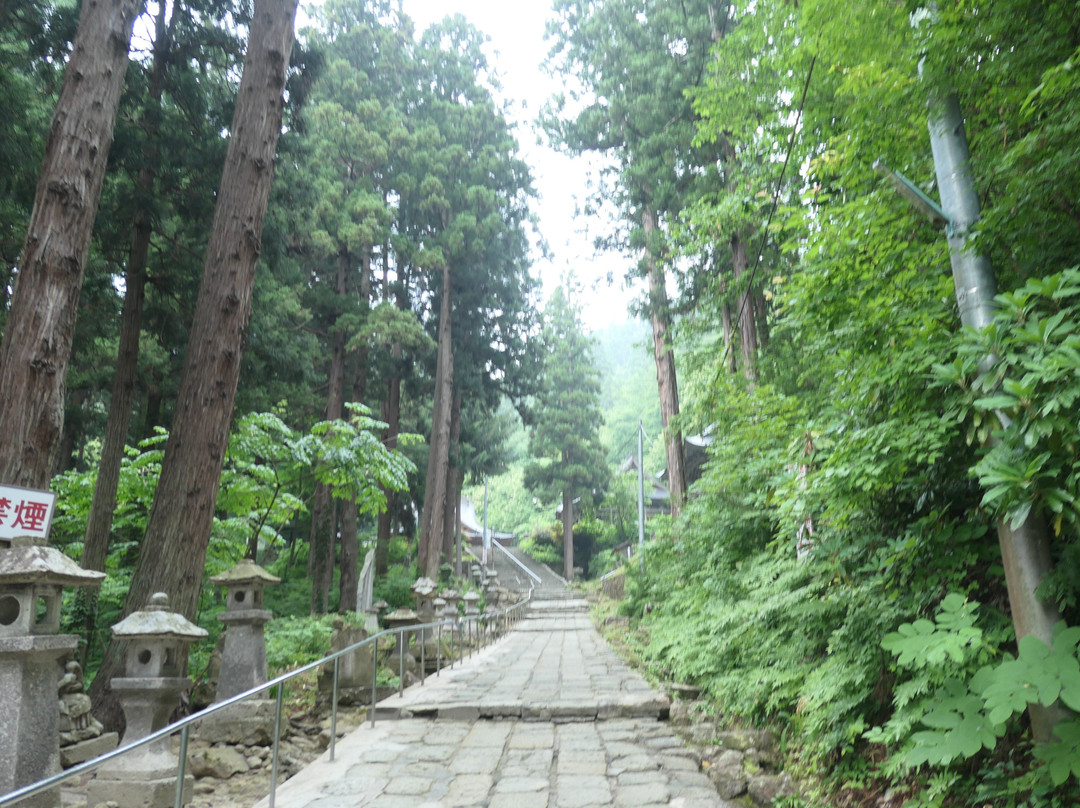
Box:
[925,89,1067,742]
[482,475,490,566]
[637,420,646,556]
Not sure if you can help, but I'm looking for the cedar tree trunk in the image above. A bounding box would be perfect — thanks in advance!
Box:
[89,0,298,729]
[642,209,686,515]
[562,483,574,581]
[78,0,172,656]
[311,247,350,613]
[0,0,139,487]
[418,265,453,579]
[441,390,462,562]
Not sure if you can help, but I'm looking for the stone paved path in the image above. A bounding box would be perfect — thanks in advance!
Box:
[252,593,738,808]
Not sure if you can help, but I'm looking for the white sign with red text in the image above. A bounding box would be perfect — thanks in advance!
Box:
[0,484,58,541]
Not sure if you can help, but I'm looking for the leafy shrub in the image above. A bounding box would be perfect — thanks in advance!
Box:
[869,595,1080,791]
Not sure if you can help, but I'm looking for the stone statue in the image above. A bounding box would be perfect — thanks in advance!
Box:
[58,659,105,745]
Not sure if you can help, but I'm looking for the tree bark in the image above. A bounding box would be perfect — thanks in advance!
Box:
[720,300,736,375]
[339,497,358,612]
[78,0,173,657]
[338,274,372,612]
[376,366,400,576]
[642,209,686,515]
[730,231,759,381]
[562,482,574,581]
[0,0,140,487]
[418,265,453,579]
[441,390,462,564]
[311,247,350,613]
[89,0,298,730]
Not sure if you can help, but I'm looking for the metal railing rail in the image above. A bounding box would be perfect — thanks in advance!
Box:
[0,593,532,808]
[492,539,542,585]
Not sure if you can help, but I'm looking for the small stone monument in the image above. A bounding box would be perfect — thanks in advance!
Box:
[485,572,501,609]
[86,593,207,808]
[198,559,281,745]
[355,549,376,619]
[59,658,119,768]
[0,537,105,808]
[383,608,418,677]
[432,596,447,623]
[317,617,374,706]
[463,591,481,631]
[210,559,279,699]
[441,589,461,619]
[412,577,438,669]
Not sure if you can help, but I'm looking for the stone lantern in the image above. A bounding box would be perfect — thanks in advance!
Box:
[209,559,279,700]
[412,577,437,621]
[198,560,281,745]
[86,593,207,808]
[432,596,447,622]
[0,538,104,808]
[441,588,461,619]
[463,591,481,624]
[412,577,438,666]
[485,571,501,609]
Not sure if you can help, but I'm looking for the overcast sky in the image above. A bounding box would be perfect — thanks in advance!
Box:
[395,0,636,331]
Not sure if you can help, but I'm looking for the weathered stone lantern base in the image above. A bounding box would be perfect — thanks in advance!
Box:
[198,698,282,746]
[0,635,76,808]
[215,611,271,700]
[87,770,194,808]
[86,677,193,808]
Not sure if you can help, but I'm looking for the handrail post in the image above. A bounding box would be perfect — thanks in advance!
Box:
[370,641,378,727]
[330,656,340,761]
[173,724,190,808]
[437,622,442,676]
[420,625,426,686]
[398,629,405,697]
[269,683,285,808]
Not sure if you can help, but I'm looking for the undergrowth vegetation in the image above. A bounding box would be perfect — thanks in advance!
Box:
[621,268,1080,807]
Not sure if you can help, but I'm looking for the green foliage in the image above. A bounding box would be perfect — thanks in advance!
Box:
[462,462,548,539]
[266,613,354,672]
[523,283,611,510]
[870,596,1080,791]
[372,562,420,611]
[519,526,563,569]
[937,268,1080,613]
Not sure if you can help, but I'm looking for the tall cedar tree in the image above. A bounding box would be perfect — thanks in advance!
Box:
[414,19,536,579]
[89,0,298,729]
[0,0,139,487]
[524,285,609,581]
[298,0,407,612]
[545,0,727,515]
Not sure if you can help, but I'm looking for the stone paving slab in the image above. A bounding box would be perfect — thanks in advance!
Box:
[251,596,738,808]
[252,717,737,808]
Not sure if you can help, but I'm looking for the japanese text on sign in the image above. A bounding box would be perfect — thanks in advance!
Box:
[0,484,57,541]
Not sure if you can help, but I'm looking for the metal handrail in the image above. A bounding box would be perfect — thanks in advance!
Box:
[492,539,542,585]
[0,593,532,808]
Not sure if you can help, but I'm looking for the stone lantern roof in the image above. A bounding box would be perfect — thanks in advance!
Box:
[383,607,418,627]
[0,542,105,588]
[463,591,481,603]
[411,577,437,596]
[209,559,280,587]
[111,593,208,642]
